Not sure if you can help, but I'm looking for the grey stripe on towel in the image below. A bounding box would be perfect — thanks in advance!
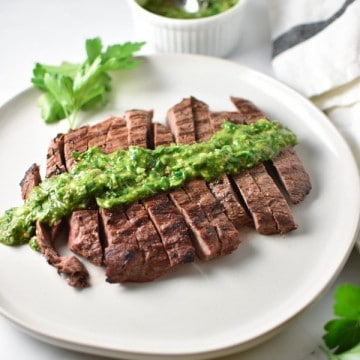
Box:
[272,0,357,58]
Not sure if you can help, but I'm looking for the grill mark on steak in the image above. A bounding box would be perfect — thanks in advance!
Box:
[192,99,252,230]
[167,98,241,256]
[45,134,67,178]
[230,97,312,204]
[219,101,298,234]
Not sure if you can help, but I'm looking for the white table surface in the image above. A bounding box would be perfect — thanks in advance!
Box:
[0,1,359,359]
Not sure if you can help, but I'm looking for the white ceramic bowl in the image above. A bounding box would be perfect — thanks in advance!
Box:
[127,0,248,57]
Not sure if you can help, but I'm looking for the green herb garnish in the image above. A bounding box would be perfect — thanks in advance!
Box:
[322,284,360,359]
[31,37,145,129]
[0,120,297,246]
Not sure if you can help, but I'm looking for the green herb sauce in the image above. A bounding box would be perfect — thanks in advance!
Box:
[0,119,297,246]
[139,0,239,19]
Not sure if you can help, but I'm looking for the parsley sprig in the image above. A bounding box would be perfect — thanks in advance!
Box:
[31,37,145,129]
[322,284,360,359]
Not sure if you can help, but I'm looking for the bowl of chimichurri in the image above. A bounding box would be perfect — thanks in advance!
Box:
[127,0,248,57]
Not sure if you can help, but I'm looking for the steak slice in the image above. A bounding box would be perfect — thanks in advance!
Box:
[45,133,66,178]
[167,98,196,144]
[20,163,41,200]
[63,126,89,171]
[192,98,252,229]
[20,164,89,288]
[125,109,173,273]
[36,221,89,288]
[125,109,153,147]
[167,98,241,256]
[100,207,145,283]
[87,117,115,151]
[219,103,298,234]
[103,117,129,154]
[146,122,197,265]
[125,202,170,280]
[153,122,175,147]
[230,97,312,204]
[98,117,149,282]
[68,209,103,266]
[100,110,171,282]
[62,123,105,266]
[169,188,221,260]
[153,122,222,260]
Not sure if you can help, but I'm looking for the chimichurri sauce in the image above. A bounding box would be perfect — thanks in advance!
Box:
[140,0,239,19]
[0,119,297,246]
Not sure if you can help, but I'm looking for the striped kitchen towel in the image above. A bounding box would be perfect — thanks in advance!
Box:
[267,0,360,110]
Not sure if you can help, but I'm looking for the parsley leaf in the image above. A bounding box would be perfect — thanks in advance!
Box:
[323,284,360,357]
[31,37,145,129]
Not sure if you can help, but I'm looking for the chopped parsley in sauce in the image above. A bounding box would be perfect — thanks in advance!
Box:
[0,119,297,246]
[140,0,239,19]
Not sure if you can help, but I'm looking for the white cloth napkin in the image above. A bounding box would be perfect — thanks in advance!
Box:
[267,0,360,111]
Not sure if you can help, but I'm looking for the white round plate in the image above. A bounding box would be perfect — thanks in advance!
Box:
[0,54,359,360]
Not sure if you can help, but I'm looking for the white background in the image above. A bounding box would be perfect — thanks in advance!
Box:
[0,1,359,359]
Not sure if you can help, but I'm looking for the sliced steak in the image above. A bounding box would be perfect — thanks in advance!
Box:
[62,123,104,266]
[125,202,170,280]
[167,98,241,256]
[100,110,171,282]
[20,164,89,288]
[125,109,153,147]
[63,126,89,171]
[167,97,196,144]
[169,188,221,260]
[219,101,298,234]
[100,207,145,283]
[98,117,149,282]
[147,122,196,265]
[36,221,89,288]
[68,209,103,266]
[87,117,115,151]
[153,122,175,147]
[230,97,312,204]
[143,193,195,265]
[125,109,172,273]
[103,117,129,154]
[20,163,41,200]
[46,134,66,178]
[192,98,252,229]
[153,122,222,260]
